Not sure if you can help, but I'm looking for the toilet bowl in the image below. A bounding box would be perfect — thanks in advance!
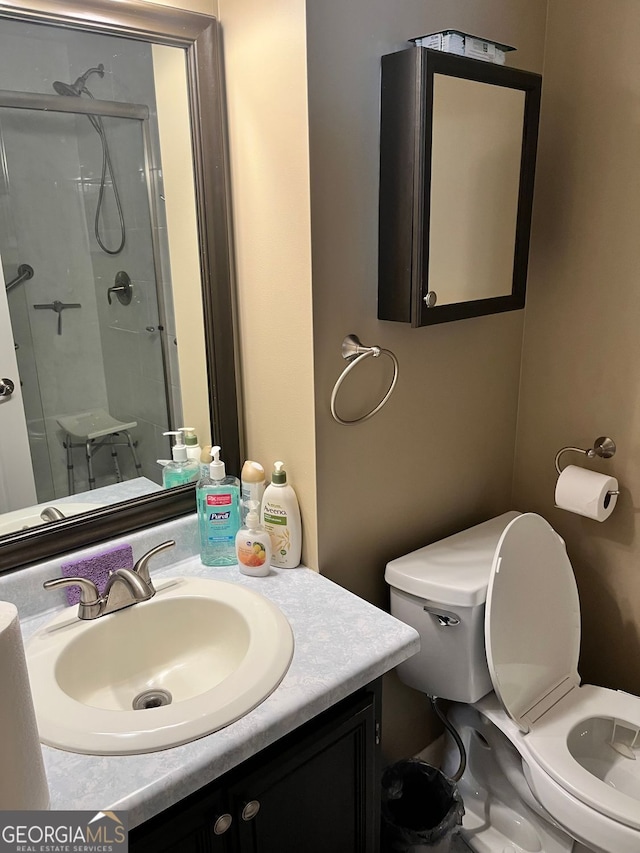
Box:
[385,511,640,853]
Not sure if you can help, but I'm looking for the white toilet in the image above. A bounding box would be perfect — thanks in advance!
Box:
[385,511,640,853]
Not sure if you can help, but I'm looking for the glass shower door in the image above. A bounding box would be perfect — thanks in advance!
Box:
[0,102,172,502]
[0,252,37,512]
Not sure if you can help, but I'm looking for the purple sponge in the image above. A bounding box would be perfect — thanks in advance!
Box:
[61,544,134,606]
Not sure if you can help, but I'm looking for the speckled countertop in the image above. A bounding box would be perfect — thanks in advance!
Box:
[0,515,419,828]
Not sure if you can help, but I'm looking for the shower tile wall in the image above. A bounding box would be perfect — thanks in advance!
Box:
[60,28,181,483]
[0,123,53,498]
[71,35,180,480]
[0,20,181,497]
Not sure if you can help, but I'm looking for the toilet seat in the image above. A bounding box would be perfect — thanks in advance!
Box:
[485,512,581,733]
[484,513,640,831]
[525,683,640,830]
[476,694,640,853]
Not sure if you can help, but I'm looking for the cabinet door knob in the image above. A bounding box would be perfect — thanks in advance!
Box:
[241,800,261,821]
[213,813,233,835]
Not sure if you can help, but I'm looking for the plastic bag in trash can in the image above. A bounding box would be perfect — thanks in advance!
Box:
[381,759,464,851]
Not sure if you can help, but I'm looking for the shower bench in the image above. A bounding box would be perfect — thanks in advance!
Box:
[57,408,142,493]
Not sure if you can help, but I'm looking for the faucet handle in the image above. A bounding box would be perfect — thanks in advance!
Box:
[43,577,103,620]
[133,540,176,585]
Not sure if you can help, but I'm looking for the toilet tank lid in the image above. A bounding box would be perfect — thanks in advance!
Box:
[384,512,521,607]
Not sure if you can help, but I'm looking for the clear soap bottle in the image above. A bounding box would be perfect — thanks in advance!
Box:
[161,430,200,488]
[236,500,271,577]
[197,445,241,566]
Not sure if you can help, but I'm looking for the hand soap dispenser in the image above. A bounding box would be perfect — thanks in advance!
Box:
[197,445,241,566]
[161,430,200,488]
[181,427,202,467]
[236,500,271,576]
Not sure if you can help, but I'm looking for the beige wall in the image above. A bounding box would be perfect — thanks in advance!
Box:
[145,0,217,15]
[153,44,211,448]
[305,0,546,759]
[514,0,640,696]
[215,0,546,761]
[219,0,318,568]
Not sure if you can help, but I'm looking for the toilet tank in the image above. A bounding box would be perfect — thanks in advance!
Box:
[385,511,520,703]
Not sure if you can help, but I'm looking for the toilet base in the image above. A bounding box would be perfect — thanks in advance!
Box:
[441,704,579,853]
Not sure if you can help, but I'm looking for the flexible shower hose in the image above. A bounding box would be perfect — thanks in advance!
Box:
[84,91,126,255]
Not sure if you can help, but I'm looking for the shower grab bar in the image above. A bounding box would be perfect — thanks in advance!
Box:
[0,89,148,122]
[5,263,34,292]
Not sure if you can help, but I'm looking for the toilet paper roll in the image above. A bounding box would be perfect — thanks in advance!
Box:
[554,465,619,522]
[0,601,49,809]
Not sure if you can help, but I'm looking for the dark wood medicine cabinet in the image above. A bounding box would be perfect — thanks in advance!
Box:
[378,47,542,327]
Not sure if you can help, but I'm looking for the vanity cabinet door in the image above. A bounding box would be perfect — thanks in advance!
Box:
[130,787,234,853]
[228,691,378,853]
[130,683,381,853]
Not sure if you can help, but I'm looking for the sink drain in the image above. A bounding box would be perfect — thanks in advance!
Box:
[132,688,173,710]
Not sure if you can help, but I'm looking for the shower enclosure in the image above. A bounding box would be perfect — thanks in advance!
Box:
[0,36,178,508]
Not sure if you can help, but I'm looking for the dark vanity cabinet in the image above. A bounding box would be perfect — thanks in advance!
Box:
[378,47,542,327]
[130,683,381,853]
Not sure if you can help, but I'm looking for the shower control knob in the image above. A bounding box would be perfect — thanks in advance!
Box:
[0,378,15,397]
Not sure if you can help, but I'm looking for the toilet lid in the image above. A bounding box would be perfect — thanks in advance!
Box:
[485,513,582,732]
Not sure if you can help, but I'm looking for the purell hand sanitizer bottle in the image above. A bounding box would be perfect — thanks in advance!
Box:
[197,446,241,566]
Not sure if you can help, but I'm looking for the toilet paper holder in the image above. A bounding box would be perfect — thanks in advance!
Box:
[554,436,619,496]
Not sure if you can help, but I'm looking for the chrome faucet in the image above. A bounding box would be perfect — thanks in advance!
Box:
[40,506,66,522]
[43,540,176,620]
[132,540,176,586]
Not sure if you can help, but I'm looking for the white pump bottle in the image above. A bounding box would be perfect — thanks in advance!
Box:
[260,461,302,568]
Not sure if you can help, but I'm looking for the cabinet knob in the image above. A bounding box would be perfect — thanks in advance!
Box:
[241,800,261,821]
[423,291,437,308]
[213,813,233,835]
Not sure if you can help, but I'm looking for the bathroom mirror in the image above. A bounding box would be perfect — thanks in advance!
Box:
[378,48,542,326]
[0,0,241,572]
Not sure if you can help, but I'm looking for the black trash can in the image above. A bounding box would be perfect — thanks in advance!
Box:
[381,759,464,852]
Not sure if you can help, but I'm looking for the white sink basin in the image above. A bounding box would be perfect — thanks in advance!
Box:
[26,577,294,754]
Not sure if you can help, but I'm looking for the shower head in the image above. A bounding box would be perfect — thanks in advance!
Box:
[52,64,105,97]
[52,80,79,97]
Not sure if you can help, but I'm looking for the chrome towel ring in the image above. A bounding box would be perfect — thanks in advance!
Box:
[330,334,399,425]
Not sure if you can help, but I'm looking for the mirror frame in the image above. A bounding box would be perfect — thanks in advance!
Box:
[0,0,242,573]
[378,47,542,327]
